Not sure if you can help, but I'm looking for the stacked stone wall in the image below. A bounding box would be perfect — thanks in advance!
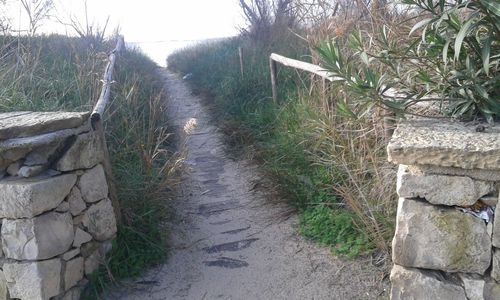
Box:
[388,119,500,300]
[0,112,118,300]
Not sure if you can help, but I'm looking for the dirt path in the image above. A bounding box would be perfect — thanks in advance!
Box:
[108,71,388,300]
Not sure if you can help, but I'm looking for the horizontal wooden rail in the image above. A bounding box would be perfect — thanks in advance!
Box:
[269,53,341,103]
[91,36,124,125]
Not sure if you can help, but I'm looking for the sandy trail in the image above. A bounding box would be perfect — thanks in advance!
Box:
[107,71,388,300]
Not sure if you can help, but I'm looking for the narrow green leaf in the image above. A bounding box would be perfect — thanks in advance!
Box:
[482,33,492,75]
[409,18,433,36]
[481,0,500,17]
[454,17,475,61]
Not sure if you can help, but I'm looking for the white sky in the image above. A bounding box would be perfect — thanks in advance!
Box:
[5,0,244,66]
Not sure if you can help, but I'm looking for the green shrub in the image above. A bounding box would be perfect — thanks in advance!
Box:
[316,0,500,122]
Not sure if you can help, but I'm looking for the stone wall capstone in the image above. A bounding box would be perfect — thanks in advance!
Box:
[388,118,500,300]
[0,111,118,300]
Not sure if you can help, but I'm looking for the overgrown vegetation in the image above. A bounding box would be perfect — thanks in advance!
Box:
[168,23,393,258]
[0,34,179,296]
[169,0,498,261]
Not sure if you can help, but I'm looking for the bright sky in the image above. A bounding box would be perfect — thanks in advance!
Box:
[5,0,244,66]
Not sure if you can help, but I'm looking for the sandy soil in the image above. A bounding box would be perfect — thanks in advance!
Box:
[106,71,389,300]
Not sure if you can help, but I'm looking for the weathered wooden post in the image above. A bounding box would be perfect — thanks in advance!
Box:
[238,47,244,78]
[269,56,278,104]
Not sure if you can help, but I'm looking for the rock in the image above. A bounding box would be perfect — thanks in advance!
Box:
[4,258,61,300]
[84,250,101,275]
[390,264,467,300]
[99,240,113,256]
[82,198,117,241]
[2,212,74,260]
[492,249,500,282]
[62,248,80,261]
[63,257,83,291]
[482,195,498,207]
[67,187,86,216]
[397,165,495,206]
[387,119,500,170]
[459,273,485,300]
[73,228,92,248]
[24,142,61,166]
[78,164,108,203]
[81,242,98,258]
[73,215,84,226]
[493,204,500,248]
[392,198,491,274]
[0,111,89,140]
[56,132,104,172]
[56,201,70,212]
[408,164,500,182]
[2,148,30,162]
[18,165,46,178]
[6,161,22,177]
[0,270,9,300]
[0,174,77,218]
[485,281,500,300]
[57,287,81,300]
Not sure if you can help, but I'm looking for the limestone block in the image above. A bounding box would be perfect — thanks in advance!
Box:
[56,132,104,172]
[485,282,500,300]
[56,201,70,213]
[64,257,83,291]
[0,174,77,218]
[6,161,22,177]
[57,287,81,300]
[78,164,108,203]
[493,204,500,248]
[24,142,61,166]
[0,111,89,140]
[459,273,486,300]
[82,198,117,241]
[2,212,74,260]
[62,248,80,261]
[4,258,61,300]
[392,198,491,274]
[397,165,495,206]
[0,270,9,300]
[73,228,92,248]
[390,264,467,300]
[387,119,500,170]
[2,148,30,162]
[84,250,101,275]
[81,242,98,258]
[18,165,46,178]
[410,164,500,182]
[493,249,500,282]
[67,187,86,216]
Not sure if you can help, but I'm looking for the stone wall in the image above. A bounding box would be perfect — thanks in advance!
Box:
[387,119,500,300]
[0,112,118,300]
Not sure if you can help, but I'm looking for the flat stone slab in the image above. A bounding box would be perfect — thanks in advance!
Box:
[397,165,495,206]
[0,174,77,218]
[388,119,500,170]
[0,111,89,140]
[392,197,491,274]
[2,212,74,260]
[390,264,467,300]
[4,258,61,300]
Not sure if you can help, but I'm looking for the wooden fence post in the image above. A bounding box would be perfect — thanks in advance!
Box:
[269,57,278,104]
[238,47,244,78]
